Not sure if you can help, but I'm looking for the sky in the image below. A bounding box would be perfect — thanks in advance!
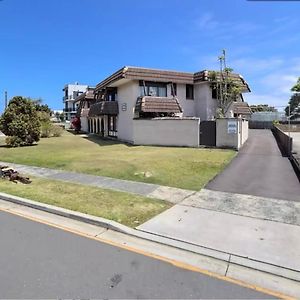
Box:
[0,0,300,112]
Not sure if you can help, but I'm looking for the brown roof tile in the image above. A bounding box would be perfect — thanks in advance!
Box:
[135,96,182,114]
[231,101,252,115]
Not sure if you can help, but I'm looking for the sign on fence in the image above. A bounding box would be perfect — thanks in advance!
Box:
[227,120,237,134]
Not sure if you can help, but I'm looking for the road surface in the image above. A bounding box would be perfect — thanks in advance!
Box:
[0,210,273,299]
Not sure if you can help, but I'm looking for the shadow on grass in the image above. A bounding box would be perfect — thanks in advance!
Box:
[82,134,136,148]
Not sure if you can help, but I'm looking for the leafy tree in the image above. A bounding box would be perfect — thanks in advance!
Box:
[250,104,277,112]
[0,96,40,147]
[285,77,300,116]
[35,103,51,114]
[210,69,243,117]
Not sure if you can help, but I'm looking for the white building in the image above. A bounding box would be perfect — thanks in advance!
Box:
[77,66,251,147]
[63,82,88,121]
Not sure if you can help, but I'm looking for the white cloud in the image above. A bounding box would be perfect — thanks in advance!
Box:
[194,12,219,30]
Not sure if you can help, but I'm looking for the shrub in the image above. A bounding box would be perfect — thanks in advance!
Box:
[51,125,63,137]
[0,97,40,147]
[5,136,23,147]
[40,121,52,138]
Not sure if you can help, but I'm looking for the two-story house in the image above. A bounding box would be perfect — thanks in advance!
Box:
[78,66,251,146]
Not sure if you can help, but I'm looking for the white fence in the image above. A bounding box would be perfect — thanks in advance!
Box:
[133,118,200,147]
[216,118,249,150]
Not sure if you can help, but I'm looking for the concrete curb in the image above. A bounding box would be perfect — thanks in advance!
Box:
[1,192,299,282]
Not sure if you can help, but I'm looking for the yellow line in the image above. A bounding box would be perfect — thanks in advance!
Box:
[0,206,296,300]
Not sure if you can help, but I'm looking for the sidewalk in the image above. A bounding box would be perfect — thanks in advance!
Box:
[138,189,300,280]
[0,161,194,204]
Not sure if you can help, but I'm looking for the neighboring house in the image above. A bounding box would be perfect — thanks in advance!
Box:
[63,82,88,121]
[77,66,250,146]
[225,101,252,119]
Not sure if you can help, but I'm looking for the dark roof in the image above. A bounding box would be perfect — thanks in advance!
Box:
[194,70,251,92]
[96,67,194,91]
[230,102,252,115]
[135,96,182,114]
[95,66,250,93]
[88,101,118,117]
[75,88,95,102]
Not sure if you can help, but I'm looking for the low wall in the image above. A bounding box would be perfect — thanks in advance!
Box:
[133,118,200,147]
[216,118,249,150]
[249,121,273,129]
[272,126,293,157]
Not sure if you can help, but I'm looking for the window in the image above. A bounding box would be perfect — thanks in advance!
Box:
[139,81,167,97]
[186,84,194,99]
[107,88,117,101]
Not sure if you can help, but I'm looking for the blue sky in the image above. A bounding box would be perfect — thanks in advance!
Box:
[0,0,299,112]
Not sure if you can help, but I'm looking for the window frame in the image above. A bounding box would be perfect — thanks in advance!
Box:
[186,84,194,100]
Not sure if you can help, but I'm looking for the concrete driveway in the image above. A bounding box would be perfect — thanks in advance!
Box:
[206,129,300,202]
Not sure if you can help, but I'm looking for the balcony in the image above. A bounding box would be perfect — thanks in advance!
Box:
[63,108,77,113]
[88,101,119,117]
[63,96,75,102]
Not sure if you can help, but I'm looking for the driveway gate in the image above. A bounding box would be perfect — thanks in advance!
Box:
[200,121,216,146]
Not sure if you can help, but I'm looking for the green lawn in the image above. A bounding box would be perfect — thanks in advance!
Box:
[0,132,235,190]
[0,176,171,227]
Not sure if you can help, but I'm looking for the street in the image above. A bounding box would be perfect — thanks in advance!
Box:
[0,210,274,299]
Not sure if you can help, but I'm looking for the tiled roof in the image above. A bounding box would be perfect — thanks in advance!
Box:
[194,70,251,92]
[95,66,251,93]
[75,88,95,102]
[230,101,252,115]
[96,67,194,91]
[135,96,182,114]
[88,101,119,116]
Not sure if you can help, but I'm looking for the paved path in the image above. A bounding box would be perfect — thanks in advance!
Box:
[0,162,193,204]
[0,210,272,299]
[206,129,300,202]
[138,193,300,275]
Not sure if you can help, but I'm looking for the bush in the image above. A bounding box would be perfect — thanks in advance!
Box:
[51,125,63,137]
[5,136,23,147]
[0,97,40,147]
[40,121,52,138]
[40,123,64,138]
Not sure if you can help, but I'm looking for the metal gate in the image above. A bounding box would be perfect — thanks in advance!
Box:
[200,121,216,146]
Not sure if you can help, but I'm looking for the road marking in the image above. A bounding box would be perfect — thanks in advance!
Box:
[0,206,296,300]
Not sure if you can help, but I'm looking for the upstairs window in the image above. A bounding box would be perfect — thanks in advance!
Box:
[186,84,194,99]
[139,81,167,97]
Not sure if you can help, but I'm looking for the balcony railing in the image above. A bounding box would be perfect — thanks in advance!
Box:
[63,96,75,102]
[63,108,77,113]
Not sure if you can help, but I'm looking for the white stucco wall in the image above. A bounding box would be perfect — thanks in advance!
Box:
[216,118,249,149]
[80,117,89,132]
[240,119,249,147]
[175,84,195,117]
[194,83,217,121]
[117,80,140,143]
[133,118,200,147]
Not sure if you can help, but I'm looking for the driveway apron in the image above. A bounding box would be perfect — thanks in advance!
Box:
[206,129,300,202]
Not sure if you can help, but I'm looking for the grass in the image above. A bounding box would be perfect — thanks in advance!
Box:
[0,176,171,228]
[0,132,236,190]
